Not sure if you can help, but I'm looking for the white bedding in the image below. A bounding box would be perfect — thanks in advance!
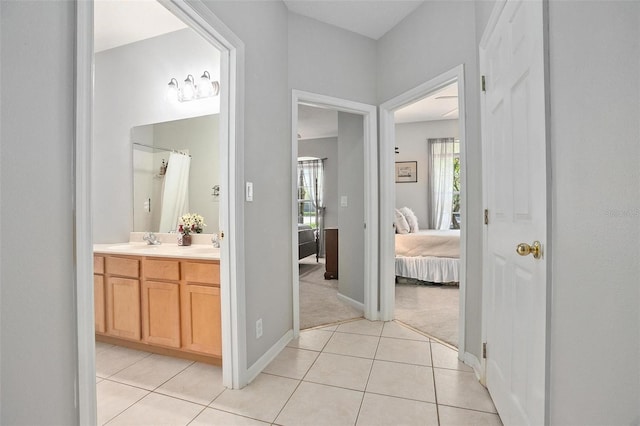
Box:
[394,229,460,258]
[395,229,460,283]
[395,256,459,283]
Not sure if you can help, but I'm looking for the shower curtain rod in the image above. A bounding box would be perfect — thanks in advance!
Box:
[133,142,191,157]
[297,157,327,163]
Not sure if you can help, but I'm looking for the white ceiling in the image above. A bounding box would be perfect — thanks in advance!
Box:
[94,0,187,52]
[298,105,338,140]
[394,82,459,123]
[95,0,425,52]
[283,0,425,40]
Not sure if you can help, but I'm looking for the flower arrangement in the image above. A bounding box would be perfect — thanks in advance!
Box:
[179,213,206,235]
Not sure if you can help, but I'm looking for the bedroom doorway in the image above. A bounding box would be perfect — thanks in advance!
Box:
[291,91,378,335]
[379,65,467,351]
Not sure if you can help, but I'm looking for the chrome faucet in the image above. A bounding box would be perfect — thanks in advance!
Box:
[143,232,161,245]
[211,233,220,248]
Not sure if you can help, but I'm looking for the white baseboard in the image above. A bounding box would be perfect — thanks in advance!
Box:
[245,329,293,385]
[463,351,484,383]
[336,292,365,311]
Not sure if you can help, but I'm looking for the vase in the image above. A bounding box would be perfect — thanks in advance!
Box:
[178,234,192,246]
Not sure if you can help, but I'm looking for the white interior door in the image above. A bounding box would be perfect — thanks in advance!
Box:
[480,1,548,425]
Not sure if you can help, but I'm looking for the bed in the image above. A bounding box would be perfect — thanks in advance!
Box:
[298,224,318,260]
[395,229,460,283]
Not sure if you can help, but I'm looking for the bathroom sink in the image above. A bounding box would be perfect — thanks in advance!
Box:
[108,244,159,250]
[97,243,220,259]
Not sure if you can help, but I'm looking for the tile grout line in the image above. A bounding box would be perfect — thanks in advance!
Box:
[353,328,384,426]
[98,347,154,380]
[429,340,441,426]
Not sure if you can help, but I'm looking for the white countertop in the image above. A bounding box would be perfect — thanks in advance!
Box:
[94,242,220,260]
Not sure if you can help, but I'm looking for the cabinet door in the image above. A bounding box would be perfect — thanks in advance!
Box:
[181,285,221,356]
[106,277,141,340]
[141,280,181,348]
[94,274,106,334]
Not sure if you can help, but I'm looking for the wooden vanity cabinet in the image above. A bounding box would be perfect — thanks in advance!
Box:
[181,262,222,356]
[95,253,222,364]
[141,259,181,348]
[105,256,141,341]
[93,256,106,334]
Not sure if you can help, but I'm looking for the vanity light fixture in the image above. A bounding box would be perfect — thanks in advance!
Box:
[166,71,220,103]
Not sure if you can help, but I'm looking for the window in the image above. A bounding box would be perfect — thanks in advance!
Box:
[451,140,460,229]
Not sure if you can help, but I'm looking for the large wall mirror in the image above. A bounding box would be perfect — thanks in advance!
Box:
[132,114,219,233]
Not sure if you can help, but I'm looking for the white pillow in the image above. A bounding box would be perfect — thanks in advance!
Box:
[394,209,410,234]
[400,207,419,233]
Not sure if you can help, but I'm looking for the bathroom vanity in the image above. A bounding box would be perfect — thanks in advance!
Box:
[93,242,222,365]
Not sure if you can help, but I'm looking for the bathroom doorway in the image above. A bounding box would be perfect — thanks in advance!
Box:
[76,1,244,423]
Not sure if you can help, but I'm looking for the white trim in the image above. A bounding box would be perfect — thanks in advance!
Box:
[378,65,468,356]
[74,2,96,424]
[159,0,247,391]
[291,90,379,338]
[336,292,365,312]
[245,330,293,384]
[463,351,483,383]
[479,0,507,49]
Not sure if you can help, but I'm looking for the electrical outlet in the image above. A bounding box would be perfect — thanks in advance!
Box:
[256,318,263,339]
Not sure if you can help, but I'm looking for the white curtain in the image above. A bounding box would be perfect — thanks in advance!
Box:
[298,159,325,256]
[428,138,455,230]
[159,152,191,232]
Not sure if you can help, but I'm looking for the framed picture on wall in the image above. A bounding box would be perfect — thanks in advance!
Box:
[395,161,417,183]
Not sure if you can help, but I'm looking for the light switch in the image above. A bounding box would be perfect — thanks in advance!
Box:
[246,182,253,201]
[341,196,348,207]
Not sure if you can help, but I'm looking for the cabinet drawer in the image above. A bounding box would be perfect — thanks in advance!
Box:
[94,256,104,274]
[183,262,219,285]
[144,259,180,281]
[106,256,140,278]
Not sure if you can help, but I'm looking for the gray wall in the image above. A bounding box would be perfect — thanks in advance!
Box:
[202,1,292,368]
[337,112,365,304]
[298,137,339,230]
[288,12,377,105]
[395,119,459,227]
[547,1,640,423]
[94,28,219,243]
[377,0,485,360]
[0,1,78,424]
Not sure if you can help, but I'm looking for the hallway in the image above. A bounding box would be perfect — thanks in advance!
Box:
[96,319,501,425]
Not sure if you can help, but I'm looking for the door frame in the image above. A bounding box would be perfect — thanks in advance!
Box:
[74,1,246,423]
[291,90,379,336]
[378,65,468,354]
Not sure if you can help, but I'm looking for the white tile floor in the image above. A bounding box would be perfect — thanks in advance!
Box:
[96,320,502,425]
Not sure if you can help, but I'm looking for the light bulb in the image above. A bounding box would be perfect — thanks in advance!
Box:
[198,71,213,98]
[182,74,195,101]
[166,78,179,102]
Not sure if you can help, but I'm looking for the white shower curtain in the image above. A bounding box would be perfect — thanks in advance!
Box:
[159,152,191,232]
[428,138,455,230]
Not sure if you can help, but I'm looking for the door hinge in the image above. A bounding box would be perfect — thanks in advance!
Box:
[484,209,489,225]
[483,342,487,359]
[481,75,486,92]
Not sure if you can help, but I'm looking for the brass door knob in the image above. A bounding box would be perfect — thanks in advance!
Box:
[516,241,542,259]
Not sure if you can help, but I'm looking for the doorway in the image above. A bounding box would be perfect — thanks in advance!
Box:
[391,82,462,347]
[379,65,468,352]
[291,91,378,337]
[75,1,244,423]
[296,104,365,329]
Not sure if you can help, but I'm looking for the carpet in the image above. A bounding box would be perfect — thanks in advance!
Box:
[394,282,459,347]
[299,257,362,329]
